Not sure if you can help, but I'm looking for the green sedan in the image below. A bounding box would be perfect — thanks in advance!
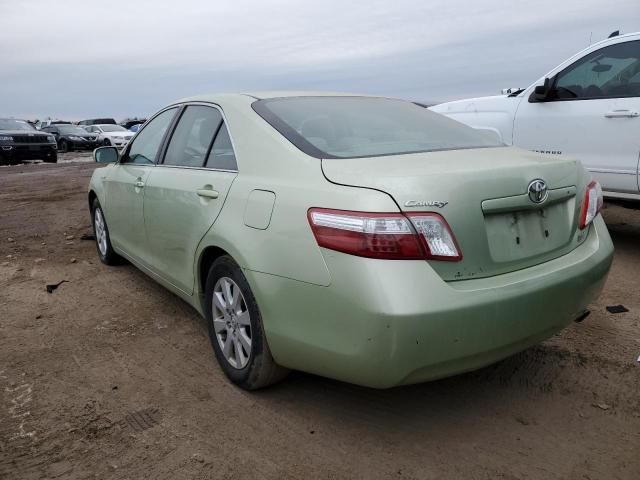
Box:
[88,93,614,389]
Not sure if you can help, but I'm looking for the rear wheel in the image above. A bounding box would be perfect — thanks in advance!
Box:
[204,255,288,390]
[91,199,122,265]
[58,140,68,153]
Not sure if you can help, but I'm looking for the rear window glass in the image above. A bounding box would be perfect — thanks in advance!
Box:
[252,96,503,159]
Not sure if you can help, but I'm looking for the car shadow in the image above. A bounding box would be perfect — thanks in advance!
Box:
[244,341,611,433]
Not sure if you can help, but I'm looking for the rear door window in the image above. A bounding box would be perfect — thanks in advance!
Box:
[164,106,222,167]
[205,123,237,170]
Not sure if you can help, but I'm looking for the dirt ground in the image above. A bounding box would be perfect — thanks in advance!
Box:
[0,156,639,480]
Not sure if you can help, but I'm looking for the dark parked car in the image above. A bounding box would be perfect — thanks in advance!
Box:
[42,125,101,153]
[77,118,116,126]
[36,119,72,130]
[0,118,57,165]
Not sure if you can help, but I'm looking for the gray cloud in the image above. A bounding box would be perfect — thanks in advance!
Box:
[0,0,638,119]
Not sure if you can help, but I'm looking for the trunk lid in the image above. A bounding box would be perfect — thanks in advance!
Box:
[321,147,588,281]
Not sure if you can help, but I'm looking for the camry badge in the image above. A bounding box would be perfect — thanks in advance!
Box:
[527,179,548,203]
[404,200,448,208]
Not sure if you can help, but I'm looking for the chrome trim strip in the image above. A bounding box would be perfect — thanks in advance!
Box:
[587,167,637,175]
[153,164,238,173]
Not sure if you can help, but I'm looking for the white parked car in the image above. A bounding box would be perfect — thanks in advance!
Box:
[83,124,134,148]
[431,32,640,201]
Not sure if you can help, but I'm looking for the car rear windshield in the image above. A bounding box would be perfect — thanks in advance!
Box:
[252,96,504,159]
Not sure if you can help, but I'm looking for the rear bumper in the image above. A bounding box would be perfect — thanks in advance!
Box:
[246,216,613,388]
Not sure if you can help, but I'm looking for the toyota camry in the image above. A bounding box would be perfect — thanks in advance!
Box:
[88,92,613,389]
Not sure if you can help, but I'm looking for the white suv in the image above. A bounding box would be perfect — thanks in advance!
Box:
[431,32,640,201]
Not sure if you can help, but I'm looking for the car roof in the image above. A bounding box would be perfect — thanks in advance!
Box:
[244,91,372,99]
[172,91,395,111]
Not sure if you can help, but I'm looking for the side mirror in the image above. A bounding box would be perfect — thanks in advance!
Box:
[531,78,552,102]
[94,146,118,163]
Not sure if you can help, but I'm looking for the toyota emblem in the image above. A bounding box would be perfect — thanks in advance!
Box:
[528,179,548,203]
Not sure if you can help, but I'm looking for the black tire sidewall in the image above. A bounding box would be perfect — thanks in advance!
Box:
[204,256,268,389]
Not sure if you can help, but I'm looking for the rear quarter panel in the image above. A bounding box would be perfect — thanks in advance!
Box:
[193,97,400,292]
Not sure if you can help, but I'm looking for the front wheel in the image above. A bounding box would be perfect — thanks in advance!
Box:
[58,140,68,153]
[204,256,288,390]
[91,199,122,265]
[43,151,58,163]
[102,138,111,146]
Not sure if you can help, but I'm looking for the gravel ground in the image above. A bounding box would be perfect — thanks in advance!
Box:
[0,158,639,479]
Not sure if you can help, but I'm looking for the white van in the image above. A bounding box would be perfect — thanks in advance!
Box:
[431,32,640,200]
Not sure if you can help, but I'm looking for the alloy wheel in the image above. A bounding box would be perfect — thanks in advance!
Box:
[94,208,108,256]
[212,277,252,369]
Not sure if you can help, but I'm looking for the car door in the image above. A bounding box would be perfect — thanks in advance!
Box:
[143,104,238,294]
[513,39,640,194]
[103,107,178,266]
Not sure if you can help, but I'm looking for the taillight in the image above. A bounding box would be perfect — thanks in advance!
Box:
[579,180,603,230]
[307,208,462,261]
[406,213,463,261]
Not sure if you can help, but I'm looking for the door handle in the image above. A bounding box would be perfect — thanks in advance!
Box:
[196,188,219,199]
[134,179,145,188]
[604,110,639,118]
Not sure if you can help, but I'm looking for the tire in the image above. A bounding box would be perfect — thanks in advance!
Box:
[103,138,111,146]
[91,199,123,265]
[43,151,58,164]
[58,140,68,153]
[204,256,288,390]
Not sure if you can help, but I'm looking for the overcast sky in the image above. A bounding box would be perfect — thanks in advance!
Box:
[0,0,638,120]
